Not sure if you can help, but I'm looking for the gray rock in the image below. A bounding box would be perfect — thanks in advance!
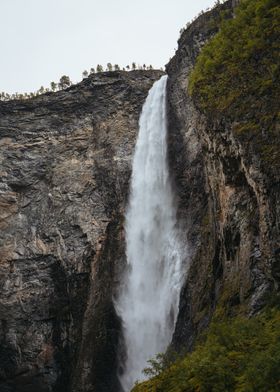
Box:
[0,70,164,392]
[166,0,279,350]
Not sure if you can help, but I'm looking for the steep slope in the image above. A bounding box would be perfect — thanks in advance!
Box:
[1,0,279,390]
[166,0,279,350]
[0,70,163,392]
[133,0,279,390]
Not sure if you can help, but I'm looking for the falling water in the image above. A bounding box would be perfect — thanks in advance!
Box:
[116,75,185,391]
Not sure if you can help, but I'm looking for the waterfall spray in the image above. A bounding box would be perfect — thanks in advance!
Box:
[116,75,185,391]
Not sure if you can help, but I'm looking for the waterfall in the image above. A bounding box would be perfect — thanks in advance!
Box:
[116,75,185,391]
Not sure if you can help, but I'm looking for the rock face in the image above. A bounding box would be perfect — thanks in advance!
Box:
[166,0,279,350]
[0,70,163,392]
[1,1,279,391]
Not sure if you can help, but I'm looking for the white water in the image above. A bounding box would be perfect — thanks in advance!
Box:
[116,75,185,391]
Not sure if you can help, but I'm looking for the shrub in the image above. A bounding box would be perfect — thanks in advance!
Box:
[132,307,280,392]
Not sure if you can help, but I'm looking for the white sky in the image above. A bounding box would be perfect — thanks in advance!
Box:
[0,0,215,94]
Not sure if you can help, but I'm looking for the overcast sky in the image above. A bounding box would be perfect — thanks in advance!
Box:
[1,0,215,94]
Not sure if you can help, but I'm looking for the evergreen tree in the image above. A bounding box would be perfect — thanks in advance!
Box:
[96,64,103,72]
[126,65,130,70]
[82,70,89,78]
[50,82,57,92]
[107,63,113,71]
[114,64,120,71]
[59,75,71,89]
[132,62,136,70]
[90,67,95,74]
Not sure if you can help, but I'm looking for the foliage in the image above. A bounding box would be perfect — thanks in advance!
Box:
[51,81,57,91]
[188,0,280,169]
[58,75,72,89]
[96,64,104,72]
[0,62,157,101]
[107,62,113,72]
[132,307,280,392]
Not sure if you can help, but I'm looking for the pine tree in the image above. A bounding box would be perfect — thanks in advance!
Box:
[59,75,71,89]
[132,62,136,70]
[82,70,89,78]
[96,64,103,72]
[51,82,57,92]
[107,63,113,71]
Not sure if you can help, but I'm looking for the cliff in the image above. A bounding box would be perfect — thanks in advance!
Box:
[132,0,279,390]
[0,70,163,392]
[166,0,279,350]
[0,0,279,390]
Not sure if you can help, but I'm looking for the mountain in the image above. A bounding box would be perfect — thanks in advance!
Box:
[0,0,279,391]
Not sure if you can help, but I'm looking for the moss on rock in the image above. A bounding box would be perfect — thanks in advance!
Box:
[189,0,280,170]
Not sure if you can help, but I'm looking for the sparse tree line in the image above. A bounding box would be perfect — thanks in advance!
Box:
[179,0,228,37]
[85,62,155,76]
[0,63,157,101]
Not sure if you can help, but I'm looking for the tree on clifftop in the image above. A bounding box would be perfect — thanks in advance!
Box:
[58,75,71,89]
[50,82,57,91]
[82,70,89,78]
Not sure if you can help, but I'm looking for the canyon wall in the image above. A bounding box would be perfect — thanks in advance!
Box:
[0,70,163,392]
[166,0,279,350]
[0,0,279,391]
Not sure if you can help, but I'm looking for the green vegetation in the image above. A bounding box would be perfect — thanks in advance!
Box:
[189,0,280,169]
[82,69,89,78]
[58,75,72,89]
[132,306,280,392]
[0,63,156,102]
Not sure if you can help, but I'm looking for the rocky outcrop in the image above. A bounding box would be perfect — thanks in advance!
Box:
[0,70,163,392]
[1,1,279,390]
[166,0,279,350]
